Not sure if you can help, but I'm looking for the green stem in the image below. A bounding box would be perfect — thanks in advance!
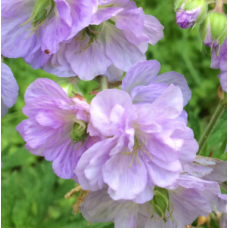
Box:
[197,100,225,155]
[100,76,108,90]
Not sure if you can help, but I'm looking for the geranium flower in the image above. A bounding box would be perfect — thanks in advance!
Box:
[75,60,198,203]
[1,62,19,117]
[16,78,100,179]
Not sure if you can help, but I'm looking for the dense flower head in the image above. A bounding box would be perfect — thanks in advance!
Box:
[211,39,227,92]
[79,158,227,228]
[1,0,164,81]
[175,0,207,29]
[1,62,19,117]
[75,60,198,203]
[16,78,101,179]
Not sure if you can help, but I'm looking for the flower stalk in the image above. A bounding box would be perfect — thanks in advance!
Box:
[100,76,108,90]
[197,96,226,155]
[215,0,224,12]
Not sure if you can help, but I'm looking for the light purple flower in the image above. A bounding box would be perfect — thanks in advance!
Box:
[79,175,226,228]
[175,0,207,29]
[211,39,227,92]
[1,62,19,117]
[75,60,198,203]
[36,0,164,81]
[16,78,100,179]
[176,7,202,29]
[1,0,95,59]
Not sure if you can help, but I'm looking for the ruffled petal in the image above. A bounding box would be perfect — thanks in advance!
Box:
[75,138,117,191]
[90,89,132,136]
[154,71,192,106]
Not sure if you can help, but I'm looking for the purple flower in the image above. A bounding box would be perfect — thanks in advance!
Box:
[79,175,226,228]
[211,39,227,92]
[1,62,19,117]
[75,60,198,203]
[175,0,207,29]
[22,0,163,81]
[1,0,95,58]
[16,78,101,179]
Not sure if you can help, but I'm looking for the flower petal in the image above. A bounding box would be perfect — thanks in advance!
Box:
[122,60,161,93]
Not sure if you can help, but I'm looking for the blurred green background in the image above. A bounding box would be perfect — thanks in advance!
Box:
[1,1,227,228]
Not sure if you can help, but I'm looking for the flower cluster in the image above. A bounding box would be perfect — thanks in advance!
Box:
[2,1,227,227]
[17,60,227,227]
[2,0,164,81]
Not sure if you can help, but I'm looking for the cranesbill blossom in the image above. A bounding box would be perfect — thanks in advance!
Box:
[1,62,19,117]
[16,78,100,179]
[211,39,227,92]
[40,0,164,81]
[2,0,95,60]
[79,175,227,228]
[75,60,198,203]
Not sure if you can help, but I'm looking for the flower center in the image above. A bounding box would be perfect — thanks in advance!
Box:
[21,0,55,35]
[150,186,177,225]
[122,136,153,168]
[70,120,89,146]
[75,24,103,54]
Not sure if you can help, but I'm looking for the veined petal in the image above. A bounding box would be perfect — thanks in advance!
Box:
[115,7,145,37]
[66,35,112,80]
[143,15,164,45]
[104,153,147,201]
[104,23,146,72]
[122,60,161,93]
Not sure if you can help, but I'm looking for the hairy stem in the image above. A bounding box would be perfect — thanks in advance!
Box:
[215,0,224,12]
[197,100,226,155]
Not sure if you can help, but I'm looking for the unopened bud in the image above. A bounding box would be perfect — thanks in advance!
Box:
[199,11,227,48]
[174,0,207,29]
[70,121,89,144]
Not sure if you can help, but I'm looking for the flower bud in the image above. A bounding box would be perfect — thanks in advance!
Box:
[150,186,175,224]
[199,11,227,48]
[174,0,207,29]
[70,121,89,145]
